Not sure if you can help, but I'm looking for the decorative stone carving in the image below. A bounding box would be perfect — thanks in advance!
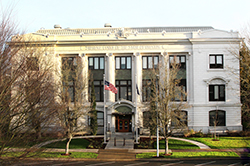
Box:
[115,28,129,38]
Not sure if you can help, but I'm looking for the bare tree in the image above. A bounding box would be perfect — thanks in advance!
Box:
[149,56,189,155]
[56,56,88,155]
[0,4,58,160]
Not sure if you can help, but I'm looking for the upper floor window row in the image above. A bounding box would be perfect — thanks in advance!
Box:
[210,54,223,69]
[116,56,131,69]
[62,57,77,71]
[142,56,159,69]
[169,55,186,69]
[89,57,104,70]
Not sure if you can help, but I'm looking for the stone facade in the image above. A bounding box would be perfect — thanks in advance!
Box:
[23,25,242,137]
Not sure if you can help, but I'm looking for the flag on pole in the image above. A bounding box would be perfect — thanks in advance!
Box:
[105,80,118,94]
[136,84,140,95]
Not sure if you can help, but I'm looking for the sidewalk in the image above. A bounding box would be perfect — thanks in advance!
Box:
[105,132,134,149]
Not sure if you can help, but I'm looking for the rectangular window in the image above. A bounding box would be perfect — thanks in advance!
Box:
[115,80,132,101]
[142,79,152,102]
[62,57,77,102]
[142,56,159,69]
[27,57,39,71]
[209,54,223,69]
[209,85,225,101]
[174,79,187,101]
[97,112,104,127]
[169,55,186,69]
[89,80,103,102]
[88,57,105,70]
[115,56,131,70]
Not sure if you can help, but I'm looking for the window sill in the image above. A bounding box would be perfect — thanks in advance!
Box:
[207,69,225,72]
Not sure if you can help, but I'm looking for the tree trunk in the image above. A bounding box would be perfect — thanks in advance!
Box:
[165,137,169,155]
[149,129,152,148]
[65,133,72,155]
[35,124,42,139]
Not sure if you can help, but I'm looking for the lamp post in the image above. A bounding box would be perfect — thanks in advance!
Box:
[156,75,159,157]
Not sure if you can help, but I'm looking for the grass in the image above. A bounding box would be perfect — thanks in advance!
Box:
[187,137,250,149]
[136,152,240,158]
[1,151,98,158]
[43,138,90,149]
[153,139,200,149]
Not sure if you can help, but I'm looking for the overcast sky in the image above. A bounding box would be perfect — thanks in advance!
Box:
[1,0,250,33]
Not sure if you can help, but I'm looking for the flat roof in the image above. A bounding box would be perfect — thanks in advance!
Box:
[36,26,214,35]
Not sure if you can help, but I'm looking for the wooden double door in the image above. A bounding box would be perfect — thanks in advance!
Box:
[116,115,131,132]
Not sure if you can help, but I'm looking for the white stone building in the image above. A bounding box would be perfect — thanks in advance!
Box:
[26,24,242,137]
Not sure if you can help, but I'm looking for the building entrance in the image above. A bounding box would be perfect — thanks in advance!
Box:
[115,115,132,132]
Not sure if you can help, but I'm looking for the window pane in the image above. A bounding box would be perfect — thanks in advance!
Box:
[127,57,131,69]
[94,87,100,101]
[143,57,147,69]
[121,57,126,69]
[73,58,77,66]
[120,81,127,85]
[94,81,100,85]
[94,57,99,69]
[181,56,185,63]
[217,56,222,64]
[128,86,132,101]
[214,85,219,99]
[154,56,158,68]
[116,57,120,69]
[175,57,180,63]
[148,57,153,68]
[97,112,104,118]
[89,58,93,66]
[210,56,215,64]
[97,119,104,126]
[120,87,127,99]
[100,57,104,69]
[68,86,74,102]
[220,85,225,97]
[170,56,174,63]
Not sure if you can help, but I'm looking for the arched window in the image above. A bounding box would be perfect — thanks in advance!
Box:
[209,110,226,126]
[171,110,188,127]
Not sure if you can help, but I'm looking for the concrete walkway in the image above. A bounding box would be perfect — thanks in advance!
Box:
[105,132,134,149]
[169,137,211,149]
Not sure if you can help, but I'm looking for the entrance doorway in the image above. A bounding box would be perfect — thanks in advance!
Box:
[115,115,132,132]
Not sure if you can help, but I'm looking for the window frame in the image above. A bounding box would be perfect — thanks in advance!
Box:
[142,56,159,69]
[209,54,223,69]
[209,84,225,102]
[209,110,226,126]
[174,79,187,101]
[115,80,132,101]
[27,57,39,71]
[169,55,186,69]
[88,57,105,70]
[89,80,103,102]
[171,110,188,127]
[115,56,132,70]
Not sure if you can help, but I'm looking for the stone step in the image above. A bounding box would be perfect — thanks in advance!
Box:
[97,149,136,159]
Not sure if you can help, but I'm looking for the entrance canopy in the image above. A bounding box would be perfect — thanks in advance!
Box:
[113,106,133,115]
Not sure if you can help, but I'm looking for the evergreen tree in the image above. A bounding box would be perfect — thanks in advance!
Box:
[90,80,97,135]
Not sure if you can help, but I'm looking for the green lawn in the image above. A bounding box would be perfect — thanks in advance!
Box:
[43,138,90,149]
[136,152,239,158]
[187,137,250,149]
[2,151,97,158]
[153,139,200,149]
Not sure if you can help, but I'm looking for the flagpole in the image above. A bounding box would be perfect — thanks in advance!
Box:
[103,74,106,143]
[135,74,138,144]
